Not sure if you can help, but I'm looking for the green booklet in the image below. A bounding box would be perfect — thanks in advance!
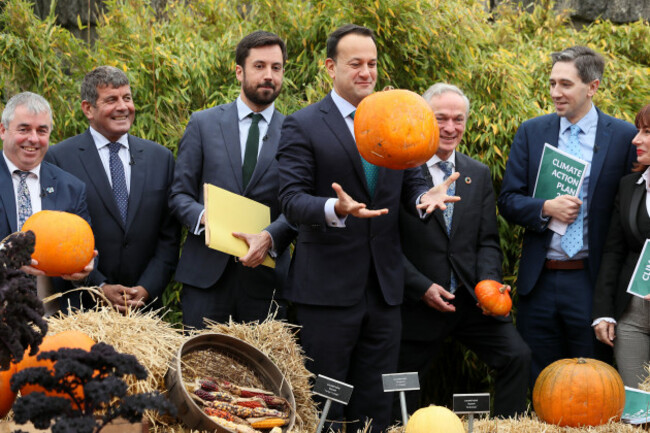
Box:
[622,386,650,424]
[532,143,589,235]
[626,239,650,298]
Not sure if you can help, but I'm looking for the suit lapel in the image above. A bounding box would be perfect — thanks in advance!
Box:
[449,154,470,239]
[77,130,125,226]
[39,163,58,211]
[588,110,612,208]
[320,95,369,195]
[0,157,18,233]
[246,110,283,193]
[628,179,645,242]
[218,103,244,194]
[126,135,144,231]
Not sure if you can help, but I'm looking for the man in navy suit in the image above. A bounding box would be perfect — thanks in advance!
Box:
[46,66,180,311]
[1,91,93,282]
[498,46,637,383]
[169,31,296,328]
[398,83,530,418]
[277,25,458,432]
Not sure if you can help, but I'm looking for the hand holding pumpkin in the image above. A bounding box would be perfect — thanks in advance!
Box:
[417,171,461,214]
[332,182,388,218]
[474,279,513,317]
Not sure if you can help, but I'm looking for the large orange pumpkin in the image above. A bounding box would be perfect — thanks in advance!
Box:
[533,357,625,427]
[16,330,95,409]
[21,210,94,277]
[474,279,512,316]
[0,363,17,418]
[354,89,439,170]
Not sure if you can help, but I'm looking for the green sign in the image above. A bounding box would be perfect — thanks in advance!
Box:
[622,386,650,424]
[533,144,588,200]
[627,239,650,298]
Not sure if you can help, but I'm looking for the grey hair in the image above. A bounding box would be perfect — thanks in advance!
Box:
[81,65,130,106]
[551,46,605,83]
[1,92,53,128]
[422,83,470,116]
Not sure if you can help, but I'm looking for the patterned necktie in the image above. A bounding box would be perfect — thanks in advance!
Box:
[350,110,378,196]
[561,124,584,258]
[242,113,262,189]
[15,170,33,230]
[108,141,128,223]
[437,160,457,292]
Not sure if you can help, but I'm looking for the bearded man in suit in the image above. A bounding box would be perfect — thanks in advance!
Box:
[169,31,296,328]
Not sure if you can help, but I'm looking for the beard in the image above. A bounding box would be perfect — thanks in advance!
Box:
[242,78,282,107]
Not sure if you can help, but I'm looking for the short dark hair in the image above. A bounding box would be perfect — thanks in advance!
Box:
[235,31,287,67]
[326,24,375,60]
[81,66,130,106]
[551,46,605,83]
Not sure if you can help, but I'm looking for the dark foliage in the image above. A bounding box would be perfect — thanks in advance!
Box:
[0,230,48,370]
[10,342,176,433]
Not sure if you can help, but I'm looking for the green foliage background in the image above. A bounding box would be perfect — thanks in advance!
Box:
[2,0,650,409]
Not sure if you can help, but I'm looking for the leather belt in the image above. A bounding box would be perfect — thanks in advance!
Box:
[544,259,585,270]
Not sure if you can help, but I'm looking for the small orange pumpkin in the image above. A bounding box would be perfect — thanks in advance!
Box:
[474,279,512,316]
[0,363,17,418]
[354,89,439,170]
[533,357,625,427]
[21,210,94,277]
[16,330,95,409]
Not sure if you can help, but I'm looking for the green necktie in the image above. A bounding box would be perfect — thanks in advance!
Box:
[350,110,378,196]
[242,113,262,188]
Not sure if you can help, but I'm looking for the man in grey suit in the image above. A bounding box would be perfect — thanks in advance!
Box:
[46,66,180,311]
[398,83,530,419]
[169,31,295,328]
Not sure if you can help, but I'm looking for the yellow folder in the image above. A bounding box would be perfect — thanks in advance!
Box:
[203,183,275,268]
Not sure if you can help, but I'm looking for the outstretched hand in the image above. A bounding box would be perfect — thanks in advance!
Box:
[417,172,461,214]
[332,182,388,218]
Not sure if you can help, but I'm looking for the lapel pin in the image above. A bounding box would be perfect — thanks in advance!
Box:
[46,187,54,194]
[465,177,471,184]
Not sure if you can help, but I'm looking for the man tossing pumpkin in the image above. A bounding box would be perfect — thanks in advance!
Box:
[276,24,459,432]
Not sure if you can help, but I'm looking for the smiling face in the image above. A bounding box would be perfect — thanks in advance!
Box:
[428,91,468,160]
[236,44,284,112]
[0,105,51,171]
[549,61,599,124]
[82,84,135,142]
[326,33,377,107]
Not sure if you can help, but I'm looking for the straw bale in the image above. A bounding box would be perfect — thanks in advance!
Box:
[202,318,320,433]
[46,305,185,396]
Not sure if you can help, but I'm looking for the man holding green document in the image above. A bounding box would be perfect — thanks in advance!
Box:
[498,46,637,385]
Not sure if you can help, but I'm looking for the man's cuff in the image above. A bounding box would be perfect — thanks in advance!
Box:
[325,198,347,228]
[194,210,205,235]
[416,193,427,219]
[592,317,616,327]
[263,230,277,258]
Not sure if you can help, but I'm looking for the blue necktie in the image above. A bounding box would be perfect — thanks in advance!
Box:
[108,142,128,223]
[438,160,457,292]
[561,124,584,258]
[243,113,262,189]
[350,110,378,196]
[15,170,33,230]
